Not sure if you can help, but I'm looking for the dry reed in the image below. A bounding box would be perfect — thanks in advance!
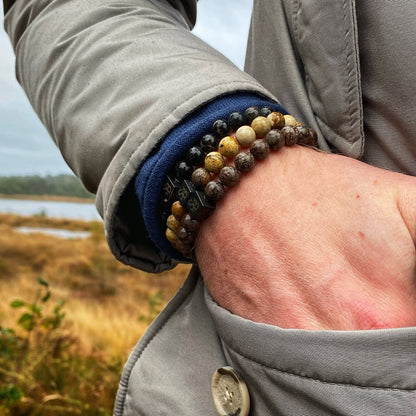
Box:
[0,213,189,415]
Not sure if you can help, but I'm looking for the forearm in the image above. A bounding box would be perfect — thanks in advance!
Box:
[4,0,277,270]
[4,0,270,191]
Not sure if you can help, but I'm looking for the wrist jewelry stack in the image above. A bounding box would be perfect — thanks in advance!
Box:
[158,106,318,259]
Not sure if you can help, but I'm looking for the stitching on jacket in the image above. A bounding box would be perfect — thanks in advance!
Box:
[315,115,355,155]
[223,342,416,393]
[116,270,200,415]
[341,0,362,145]
[341,0,354,137]
[292,0,300,58]
[350,0,365,156]
[292,0,312,116]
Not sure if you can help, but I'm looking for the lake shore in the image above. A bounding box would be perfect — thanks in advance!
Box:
[0,193,95,204]
[0,212,98,231]
[0,195,100,221]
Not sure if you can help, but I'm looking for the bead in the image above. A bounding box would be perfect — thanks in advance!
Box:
[218,136,240,158]
[161,175,181,200]
[177,227,195,243]
[177,227,188,240]
[281,126,299,146]
[171,200,186,219]
[307,128,318,146]
[267,111,285,128]
[204,181,225,201]
[251,116,272,138]
[235,125,256,147]
[181,213,200,232]
[170,239,182,251]
[191,167,211,188]
[294,125,309,145]
[175,161,192,179]
[265,129,285,150]
[200,134,218,153]
[185,146,205,166]
[177,180,196,205]
[212,119,229,138]
[234,152,255,172]
[184,232,195,243]
[205,152,225,173]
[166,228,179,244]
[170,237,190,254]
[260,106,274,117]
[219,166,240,186]
[167,214,182,233]
[228,111,246,130]
[180,245,193,259]
[185,189,216,221]
[284,114,297,126]
[244,106,260,123]
[162,106,320,257]
[250,140,270,160]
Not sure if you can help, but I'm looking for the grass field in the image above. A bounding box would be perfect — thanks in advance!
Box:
[0,213,189,415]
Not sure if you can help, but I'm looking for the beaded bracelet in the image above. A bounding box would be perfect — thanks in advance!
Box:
[159,106,318,259]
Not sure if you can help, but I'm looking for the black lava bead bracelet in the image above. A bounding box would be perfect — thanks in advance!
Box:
[159,106,318,259]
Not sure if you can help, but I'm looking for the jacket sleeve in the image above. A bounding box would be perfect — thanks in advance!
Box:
[3,0,278,272]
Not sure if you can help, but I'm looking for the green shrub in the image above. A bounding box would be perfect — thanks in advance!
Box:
[0,278,121,416]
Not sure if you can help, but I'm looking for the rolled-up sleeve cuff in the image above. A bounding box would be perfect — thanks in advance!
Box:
[135,92,286,261]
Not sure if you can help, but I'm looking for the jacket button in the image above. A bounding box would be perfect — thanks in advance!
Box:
[211,367,250,416]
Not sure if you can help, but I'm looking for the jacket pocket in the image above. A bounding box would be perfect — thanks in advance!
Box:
[292,0,364,157]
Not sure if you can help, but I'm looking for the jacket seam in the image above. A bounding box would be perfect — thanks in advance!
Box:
[349,0,365,156]
[341,0,355,140]
[115,269,200,415]
[292,0,363,148]
[223,341,416,392]
[342,0,364,148]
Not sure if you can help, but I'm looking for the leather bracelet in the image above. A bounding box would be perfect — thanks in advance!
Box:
[158,106,318,259]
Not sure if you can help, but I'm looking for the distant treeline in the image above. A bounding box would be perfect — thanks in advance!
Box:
[0,174,94,199]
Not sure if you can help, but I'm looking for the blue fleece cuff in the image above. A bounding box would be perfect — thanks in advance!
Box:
[135,92,286,261]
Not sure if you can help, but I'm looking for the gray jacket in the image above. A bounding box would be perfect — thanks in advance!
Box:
[4,0,416,414]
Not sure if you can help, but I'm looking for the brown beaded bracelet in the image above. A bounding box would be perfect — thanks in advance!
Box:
[159,107,318,259]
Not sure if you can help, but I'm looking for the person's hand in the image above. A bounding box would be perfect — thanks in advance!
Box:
[195,145,416,330]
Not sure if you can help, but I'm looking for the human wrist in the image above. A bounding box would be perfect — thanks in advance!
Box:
[135,94,287,261]
[160,109,318,260]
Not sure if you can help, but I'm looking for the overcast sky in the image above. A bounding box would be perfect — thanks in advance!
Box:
[0,0,253,176]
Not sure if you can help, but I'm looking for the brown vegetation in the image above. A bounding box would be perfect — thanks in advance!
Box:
[0,213,189,415]
[0,212,94,231]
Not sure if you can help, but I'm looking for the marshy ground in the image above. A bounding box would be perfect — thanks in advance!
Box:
[0,213,189,415]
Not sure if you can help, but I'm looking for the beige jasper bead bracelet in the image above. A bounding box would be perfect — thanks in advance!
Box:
[159,107,318,259]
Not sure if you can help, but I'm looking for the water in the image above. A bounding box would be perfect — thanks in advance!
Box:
[15,226,91,239]
[0,198,101,221]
